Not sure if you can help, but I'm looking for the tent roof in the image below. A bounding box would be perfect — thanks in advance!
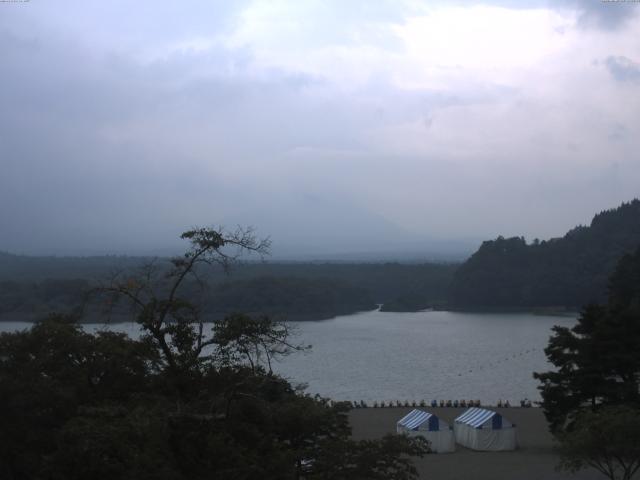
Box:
[397,409,435,430]
[455,407,500,428]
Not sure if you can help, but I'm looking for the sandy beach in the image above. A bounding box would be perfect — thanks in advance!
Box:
[349,407,604,480]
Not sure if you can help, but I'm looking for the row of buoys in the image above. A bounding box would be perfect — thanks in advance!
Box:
[343,399,534,408]
[346,399,483,409]
[454,347,538,376]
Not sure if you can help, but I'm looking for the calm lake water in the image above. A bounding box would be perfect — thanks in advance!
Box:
[0,309,575,404]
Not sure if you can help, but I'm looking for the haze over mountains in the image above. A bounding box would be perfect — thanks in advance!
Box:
[2,1,639,260]
[2,199,640,319]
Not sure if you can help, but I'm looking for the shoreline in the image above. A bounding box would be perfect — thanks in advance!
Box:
[0,306,579,324]
[0,308,378,324]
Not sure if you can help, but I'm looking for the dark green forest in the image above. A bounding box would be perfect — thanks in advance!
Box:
[0,276,377,321]
[450,199,640,309]
[205,277,375,319]
[0,253,456,320]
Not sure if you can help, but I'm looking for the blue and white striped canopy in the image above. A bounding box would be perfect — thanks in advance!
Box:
[397,409,439,431]
[455,408,501,429]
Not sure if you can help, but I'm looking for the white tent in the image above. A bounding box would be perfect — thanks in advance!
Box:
[453,407,517,451]
[396,409,455,453]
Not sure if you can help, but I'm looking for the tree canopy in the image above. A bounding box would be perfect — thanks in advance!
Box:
[557,406,640,480]
[0,227,429,480]
[0,258,455,319]
[451,199,640,308]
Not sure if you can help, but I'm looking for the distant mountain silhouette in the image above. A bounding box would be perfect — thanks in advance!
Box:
[450,199,640,309]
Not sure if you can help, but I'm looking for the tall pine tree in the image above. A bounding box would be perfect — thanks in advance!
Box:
[534,246,640,433]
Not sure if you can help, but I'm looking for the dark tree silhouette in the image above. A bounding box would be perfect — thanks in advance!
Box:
[0,227,429,480]
[451,199,640,308]
[534,246,640,433]
[557,406,640,480]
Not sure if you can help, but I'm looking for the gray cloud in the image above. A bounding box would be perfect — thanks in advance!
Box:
[0,15,417,255]
[0,1,639,257]
[574,0,638,30]
[605,55,640,83]
[456,0,639,30]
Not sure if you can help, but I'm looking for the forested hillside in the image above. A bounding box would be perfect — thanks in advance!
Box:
[450,200,640,308]
[4,200,639,315]
[0,255,456,320]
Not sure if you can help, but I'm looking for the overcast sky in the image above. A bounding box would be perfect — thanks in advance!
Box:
[1,0,639,257]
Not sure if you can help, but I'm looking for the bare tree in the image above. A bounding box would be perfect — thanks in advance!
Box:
[98,226,271,374]
[213,313,309,374]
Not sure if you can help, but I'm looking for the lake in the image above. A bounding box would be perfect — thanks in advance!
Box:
[0,309,575,404]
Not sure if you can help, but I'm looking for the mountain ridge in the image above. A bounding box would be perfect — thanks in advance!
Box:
[449,199,640,308]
